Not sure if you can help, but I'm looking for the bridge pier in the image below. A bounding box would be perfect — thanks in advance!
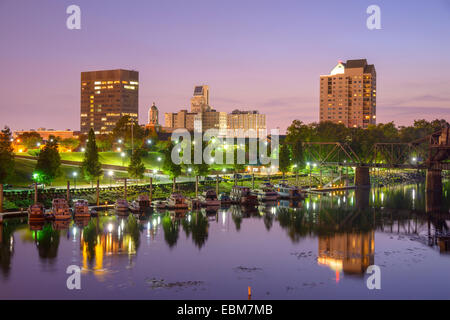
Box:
[354,166,370,188]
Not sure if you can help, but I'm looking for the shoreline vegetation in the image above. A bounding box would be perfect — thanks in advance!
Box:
[2,168,434,211]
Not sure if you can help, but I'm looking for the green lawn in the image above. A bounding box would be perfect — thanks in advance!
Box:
[10,158,129,187]
[59,151,163,169]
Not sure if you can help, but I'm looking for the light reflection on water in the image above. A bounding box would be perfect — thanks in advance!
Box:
[0,182,449,299]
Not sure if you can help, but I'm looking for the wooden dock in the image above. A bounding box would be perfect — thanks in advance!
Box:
[306,186,356,194]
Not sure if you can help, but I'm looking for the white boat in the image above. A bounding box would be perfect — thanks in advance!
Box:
[254,183,280,201]
[230,186,258,206]
[130,195,151,212]
[273,182,304,199]
[167,193,189,210]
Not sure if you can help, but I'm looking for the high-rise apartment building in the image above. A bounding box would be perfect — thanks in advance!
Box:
[81,69,139,134]
[320,59,376,128]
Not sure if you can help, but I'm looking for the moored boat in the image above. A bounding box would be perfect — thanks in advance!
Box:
[73,199,90,218]
[28,203,45,223]
[219,193,232,206]
[167,193,189,210]
[274,181,305,199]
[230,186,258,206]
[115,199,129,215]
[130,195,152,212]
[52,198,71,220]
[200,189,221,207]
[254,183,280,201]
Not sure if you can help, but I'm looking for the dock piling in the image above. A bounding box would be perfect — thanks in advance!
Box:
[149,177,153,202]
[96,179,100,206]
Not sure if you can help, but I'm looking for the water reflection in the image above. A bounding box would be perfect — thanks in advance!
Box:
[0,182,449,297]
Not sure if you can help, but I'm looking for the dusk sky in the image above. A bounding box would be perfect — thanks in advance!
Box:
[1,0,449,133]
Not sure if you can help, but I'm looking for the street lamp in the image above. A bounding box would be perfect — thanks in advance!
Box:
[81,147,85,152]
[73,172,77,189]
[121,152,126,166]
[147,139,152,145]
[157,156,162,172]
[108,170,114,187]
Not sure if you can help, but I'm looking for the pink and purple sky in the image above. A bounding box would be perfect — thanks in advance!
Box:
[0,0,449,133]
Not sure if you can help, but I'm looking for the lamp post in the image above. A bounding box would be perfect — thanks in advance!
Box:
[73,172,77,189]
[121,152,126,166]
[108,170,114,187]
[157,156,162,172]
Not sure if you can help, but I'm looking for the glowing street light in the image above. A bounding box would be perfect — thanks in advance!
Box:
[72,171,78,189]
[81,147,85,152]
[108,170,114,186]
[147,139,152,145]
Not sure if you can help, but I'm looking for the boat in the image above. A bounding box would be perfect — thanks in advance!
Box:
[273,181,305,199]
[254,183,280,201]
[167,193,189,210]
[219,193,232,206]
[130,195,151,212]
[230,186,258,206]
[153,200,167,211]
[115,199,129,215]
[200,189,221,208]
[28,203,45,223]
[187,198,202,210]
[73,199,90,218]
[52,198,71,220]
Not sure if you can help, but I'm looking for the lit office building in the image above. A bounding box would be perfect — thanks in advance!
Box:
[81,69,139,134]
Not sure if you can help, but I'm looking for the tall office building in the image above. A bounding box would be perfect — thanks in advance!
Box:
[190,85,211,113]
[319,59,376,128]
[81,69,139,134]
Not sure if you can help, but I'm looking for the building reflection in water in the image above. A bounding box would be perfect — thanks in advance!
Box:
[318,231,375,281]
[79,215,142,278]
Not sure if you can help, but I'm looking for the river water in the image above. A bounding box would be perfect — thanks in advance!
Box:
[0,182,449,299]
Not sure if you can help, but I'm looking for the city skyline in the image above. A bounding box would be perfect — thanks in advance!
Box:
[1,0,449,133]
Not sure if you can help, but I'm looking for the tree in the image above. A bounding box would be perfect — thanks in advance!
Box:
[59,138,80,151]
[35,135,61,185]
[96,134,113,152]
[18,132,42,149]
[279,143,291,179]
[291,139,304,171]
[81,129,103,185]
[128,149,146,179]
[112,115,145,150]
[190,141,209,178]
[0,127,15,212]
[162,143,181,191]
